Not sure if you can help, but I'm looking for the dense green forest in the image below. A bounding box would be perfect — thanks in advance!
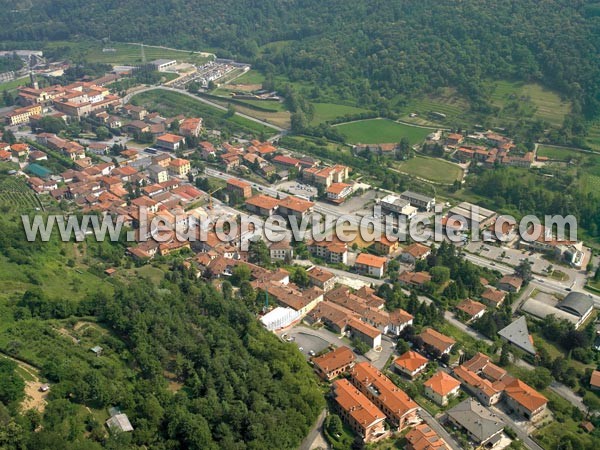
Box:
[0,208,323,449]
[0,0,599,120]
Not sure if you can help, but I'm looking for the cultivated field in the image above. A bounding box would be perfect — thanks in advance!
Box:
[0,177,42,212]
[394,156,464,184]
[397,87,471,127]
[487,80,571,126]
[334,118,432,145]
[537,145,586,161]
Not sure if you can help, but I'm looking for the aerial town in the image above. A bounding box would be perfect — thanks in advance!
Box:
[1,47,599,450]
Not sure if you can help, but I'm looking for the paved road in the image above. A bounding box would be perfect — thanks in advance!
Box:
[123,86,285,133]
[418,408,462,450]
[489,405,544,450]
[550,381,587,413]
[298,408,329,450]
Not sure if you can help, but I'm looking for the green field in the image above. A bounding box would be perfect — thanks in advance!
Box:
[42,41,212,66]
[309,103,370,125]
[334,118,432,145]
[0,75,34,93]
[537,145,588,161]
[0,176,42,212]
[587,122,600,151]
[230,70,266,85]
[130,89,277,136]
[395,156,464,184]
[487,80,571,126]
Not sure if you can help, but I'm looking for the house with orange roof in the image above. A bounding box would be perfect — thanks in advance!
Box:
[10,143,29,159]
[456,299,487,323]
[273,155,301,168]
[401,243,431,264]
[591,370,600,391]
[179,117,203,137]
[331,379,389,443]
[398,271,432,288]
[312,346,355,380]
[424,371,461,406]
[307,267,336,292]
[220,152,241,171]
[269,240,293,261]
[481,287,506,308]
[277,195,314,220]
[445,133,464,146]
[354,253,387,278]
[419,328,455,356]
[372,235,400,256]
[504,378,547,421]
[326,182,353,204]
[350,362,419,431]
[406,423,450,450]
[497,275,523,293]
[453,366,502,406]
[393,351,429,378]
[226,178,252,199]
[168,158,191,177]
[0,149,10,160]
[156,133,186,151]
[245,194,279,216]
[131,196,158,214]
[307,239,348,265]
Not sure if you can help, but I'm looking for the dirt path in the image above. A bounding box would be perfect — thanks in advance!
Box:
[0,352,48,412]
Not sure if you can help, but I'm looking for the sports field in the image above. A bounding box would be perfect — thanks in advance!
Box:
[395,156,463,184]
[334,118,431,145]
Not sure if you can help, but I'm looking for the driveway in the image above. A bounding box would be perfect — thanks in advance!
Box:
[489,404,544,450]
[298,409,330,450]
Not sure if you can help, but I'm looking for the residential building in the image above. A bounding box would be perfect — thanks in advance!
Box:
[168,158,191,177]
[307,267,336,292]
[6,104,43,125]
[303,164,350,187]
[152,153,171,168]
[405,423,450,450]
[481,287,506,308]
[312,346,355,380]
[590,370,600,390]
[347,318,382,349]
[400,243,431,263]
[156,133,186,151]
[350,362,419,431]
[179,117,203,137]
[331,379,389,444]
[401,190,436,212]
[226,178,252,199]
[419,328,455,356]
[398,271,432,288]
[497,275,523,293]
[354,253,387,278]
[372,236,400,256]
[277,196,314,220]
[326,182,353,204]
[123,104,148,120]
[245,194,279,216]
[423,371,461,406]
[456,299,486,323]
[445,133,464,146]
[269,240,293,261]
[446,399,504,446]
[307,239,348,265]
[503,378,548,422]
[453,366,502,406]
[393,351,428,378]
[498,316,536,355]
[148,164,169,184]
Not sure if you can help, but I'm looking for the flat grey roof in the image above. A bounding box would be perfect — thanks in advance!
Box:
[401,190,435,203]
[449,201,496,223]
[498,316,536,355]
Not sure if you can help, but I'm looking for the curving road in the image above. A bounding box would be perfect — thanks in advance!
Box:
[122,86,285,134]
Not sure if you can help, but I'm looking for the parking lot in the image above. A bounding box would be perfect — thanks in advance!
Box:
[276,180,318,200]
[465,242,556,275]
[282,329,331,358]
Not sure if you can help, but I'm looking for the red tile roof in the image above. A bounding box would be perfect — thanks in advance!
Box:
[394,351,428,373]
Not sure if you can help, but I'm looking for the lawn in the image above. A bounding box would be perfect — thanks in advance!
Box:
[309,102,370,125]
[395,156,464,184]
[334,118,431,145]
[0,75,34,93]
[230,70,265,85]
[487,80,571,126]
[130,89,277,136]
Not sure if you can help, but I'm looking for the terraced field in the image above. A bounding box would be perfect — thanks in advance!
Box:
[586,122,600,151]
[0,177,41,212]
[398,88,471,127]
[487,81,571,126]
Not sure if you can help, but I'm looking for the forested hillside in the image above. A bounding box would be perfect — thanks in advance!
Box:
[1,0,599,119]
[0,208,323,449]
